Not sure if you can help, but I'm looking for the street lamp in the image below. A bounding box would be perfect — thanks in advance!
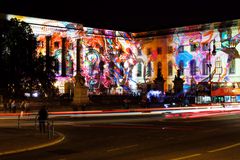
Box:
[207,39,216,103]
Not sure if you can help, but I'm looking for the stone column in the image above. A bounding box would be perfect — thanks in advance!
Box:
[76,39,81,75]
[72,38,90,109]
[46,35,51,70]
[61,37,66,77]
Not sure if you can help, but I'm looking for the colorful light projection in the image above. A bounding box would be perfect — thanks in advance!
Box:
[80,31,139,94]
[169,26,240,90]
[7,14,240,95]
[6,14,140,95]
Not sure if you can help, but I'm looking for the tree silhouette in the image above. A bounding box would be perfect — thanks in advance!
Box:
[0,18,58,99]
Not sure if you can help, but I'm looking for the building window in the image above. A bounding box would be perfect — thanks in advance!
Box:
[120,62,124,77]
[220,30,231,48]
[158,62,162,71]
[168,46,173,54]
[179,60,184,75]
[190,59,196,76]
[68,58,74,75]
[137,62,142,77]
[215,57,222,75]
[221,31,228,41]
[54,59,59,75]
[54,41,60,49]
[202,58,208,75]
[109,61,115,77]
[37,41,44,47]
[220,29,232,42]
[147,61,152,77]
[69,43,73,50]
[138,48,142,56]
[147,48,152,55]
[157,47,162,55]
[202,43,209,51]
[190,43,198,51]
[230,39,237,48]
[229,59,235,74]
[168,61,173,76]
[178,45,184,53]
[168,84,172,92]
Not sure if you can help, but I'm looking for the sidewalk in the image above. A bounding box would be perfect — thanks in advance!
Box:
[0,126,65,156]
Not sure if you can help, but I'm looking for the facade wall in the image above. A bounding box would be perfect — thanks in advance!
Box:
[4,14,240,96]
[135,23,240,94]
[136,36,171,91]
[6,14,140,95]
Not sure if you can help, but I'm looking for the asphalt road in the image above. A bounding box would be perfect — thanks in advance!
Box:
[1,114,240,160]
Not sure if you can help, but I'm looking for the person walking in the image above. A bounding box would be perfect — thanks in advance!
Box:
[38,105,48,134]
[11,100,17,113]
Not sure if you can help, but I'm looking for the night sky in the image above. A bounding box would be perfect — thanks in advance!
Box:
[0,0,239,32]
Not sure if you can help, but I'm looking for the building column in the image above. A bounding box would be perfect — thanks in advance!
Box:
[62,37,66,77]
[46,35,51,70]
[76,39,81,75]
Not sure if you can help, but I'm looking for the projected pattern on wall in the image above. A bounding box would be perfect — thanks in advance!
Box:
[6,15,139,95]
[7,14,240,95]
[171,27,240,86]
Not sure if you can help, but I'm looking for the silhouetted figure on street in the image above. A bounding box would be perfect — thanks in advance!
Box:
[11,100,17,113]
[38,105,48,134]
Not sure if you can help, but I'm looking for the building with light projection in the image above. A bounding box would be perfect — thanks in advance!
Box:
[2,14,240,103]
[133,20,240,103]
[2,14,144,96]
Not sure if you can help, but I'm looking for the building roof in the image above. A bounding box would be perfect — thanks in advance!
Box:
[0,0,239,33]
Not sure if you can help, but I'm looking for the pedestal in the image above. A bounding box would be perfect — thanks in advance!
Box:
[72,74,90,106]
[73,85,89,105]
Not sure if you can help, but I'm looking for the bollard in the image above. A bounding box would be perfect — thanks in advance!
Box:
[52,120,54,137]
[46,120,54,139]
[17,115,20,128]
[35,115,38,130]
[48,121,51,139]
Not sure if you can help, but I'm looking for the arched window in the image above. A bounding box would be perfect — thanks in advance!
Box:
[190,59,196,76]
[99,60,105,75]
[229,59,235,74]
[137,62,142,77]
[68,58,73,76]
[158,62,162,71]
[168,84,172,92]
[120,61,124,77]
[66,54,73,76]
[179,60,184,75]
[54,58,59,75]
[215,57,222,75]
[202,58,208,75]
[147,61,152,77]
[109,61,115,77]
[137,48,142,56]
[168,61,173,76]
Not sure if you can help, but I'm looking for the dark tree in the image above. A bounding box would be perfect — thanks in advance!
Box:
[0,18,58,99]
[33,54,59,98]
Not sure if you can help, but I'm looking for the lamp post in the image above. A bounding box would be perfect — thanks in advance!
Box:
[207,39,216,103]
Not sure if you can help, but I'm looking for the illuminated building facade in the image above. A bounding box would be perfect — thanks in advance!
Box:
[2,14,240,103]
[4,14,140,96]
[133,20,240,103]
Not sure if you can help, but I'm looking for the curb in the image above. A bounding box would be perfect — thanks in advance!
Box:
[0,131,65,156]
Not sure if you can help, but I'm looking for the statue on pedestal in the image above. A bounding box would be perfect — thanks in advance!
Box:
[173,69,185,95]
[72,41,90,108]
[72,73,90,110]
[153,68,165,91]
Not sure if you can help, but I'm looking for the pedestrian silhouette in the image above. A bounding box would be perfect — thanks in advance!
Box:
[11,100,17,113]
[38,105,48,134]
